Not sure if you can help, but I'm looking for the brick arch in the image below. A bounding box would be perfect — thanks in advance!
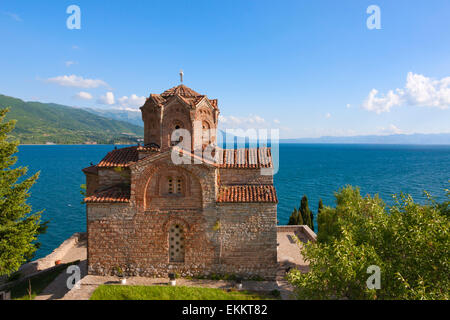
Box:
[162,216,190,233]
[133,162,204,212]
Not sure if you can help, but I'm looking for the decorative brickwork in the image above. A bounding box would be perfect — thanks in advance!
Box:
[83,84,278,280]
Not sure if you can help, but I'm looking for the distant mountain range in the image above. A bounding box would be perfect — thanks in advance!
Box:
[281,133,450,145]
[85,108,144,127]
[0,94,143,144]
[85,108,450,146]
[1,94,448,145]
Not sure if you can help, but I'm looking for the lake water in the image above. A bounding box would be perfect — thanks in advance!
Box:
[16,144,450,259]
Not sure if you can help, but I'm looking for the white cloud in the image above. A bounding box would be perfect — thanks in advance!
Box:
[65,61,77,67]
[217,114,293,135]
[346,104,351,109]
[218,115,228,123]
[388,124,403,134]
[74,91,93,100]
[46,75,108,89]
[117,94,146,108]
[97,92,115,105]
[378,124,405,135]
[404,72,450,108]
[325,112,332,119]
[363,72,450,114]
[219,114,268,128]
[363,89,402,114]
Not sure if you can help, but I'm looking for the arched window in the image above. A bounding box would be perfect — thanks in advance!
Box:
[166,176,183,196]
[169,224,185,263]
[171,122,184,146]
[202,121,210,145]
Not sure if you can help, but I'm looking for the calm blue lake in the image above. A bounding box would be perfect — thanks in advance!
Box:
[16,144,450,259]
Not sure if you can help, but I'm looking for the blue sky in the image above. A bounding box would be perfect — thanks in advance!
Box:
[1,0,449,138]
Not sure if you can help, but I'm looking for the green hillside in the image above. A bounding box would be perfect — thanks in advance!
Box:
[0,94,143,144]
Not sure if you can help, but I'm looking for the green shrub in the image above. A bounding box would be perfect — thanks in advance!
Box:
[288,186,450,300]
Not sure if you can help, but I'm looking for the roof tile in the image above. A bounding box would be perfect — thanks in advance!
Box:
[97,146,139,168]
[82,165,98,175]
[84,186,130,203]
[95,145,273,169]
[217,147,273,169]
[217,185,278,203]
[161,84,202,98]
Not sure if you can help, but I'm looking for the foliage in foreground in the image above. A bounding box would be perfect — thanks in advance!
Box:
[287,185,449,300]
[0,108,47,276]
[90,285,274,300]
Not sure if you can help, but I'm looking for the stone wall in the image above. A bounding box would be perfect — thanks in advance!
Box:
[85,173,99,196]
[87,154,278,280]
[87,205,217,277]
[98,168,130,187]
[161,102,192,152]
[14,233,87,278]
[144,166,203,210]
[277,225,317,242]
[87,189,278,279]
[216,203,278,279]
[219,168,273,185]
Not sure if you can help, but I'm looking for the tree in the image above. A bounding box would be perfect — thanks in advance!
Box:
[318,198,324,214]
[287,186,450,300]
[288,207,303,225]
[299,195,313,230]
[312,199,323,233]
[0,108,47,276]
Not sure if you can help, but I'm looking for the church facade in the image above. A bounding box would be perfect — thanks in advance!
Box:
[83,84,278,279]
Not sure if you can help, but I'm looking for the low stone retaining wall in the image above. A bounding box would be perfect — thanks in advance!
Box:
[277,225,317,242]
[17,232,87,278]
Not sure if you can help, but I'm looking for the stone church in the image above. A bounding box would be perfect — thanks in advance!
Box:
[82,83,278,279]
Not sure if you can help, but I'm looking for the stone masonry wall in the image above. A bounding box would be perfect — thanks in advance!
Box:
[219,168,273,185]
[87,201,277,279]
[85,173,99,196]
[87,154,278,280]
[216,203,278,279]
[98,168,130,187]
[88,175,277,278]
[87,203,217,277]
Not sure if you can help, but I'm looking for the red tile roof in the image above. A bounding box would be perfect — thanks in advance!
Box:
[161,84,202,98]
[217,147,273,169]
[173,147,273,169]
[137,144,160,152]
[82,165,98,175]
[97,146,139,168]
[84,186,130,203]
[148,85,218,110]
[149,94,166,106]
[217,185,278,203]
[95,145,273,169]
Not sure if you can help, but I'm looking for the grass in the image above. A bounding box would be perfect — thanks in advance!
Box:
[7,261,79,300]
[90,285,276,300]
